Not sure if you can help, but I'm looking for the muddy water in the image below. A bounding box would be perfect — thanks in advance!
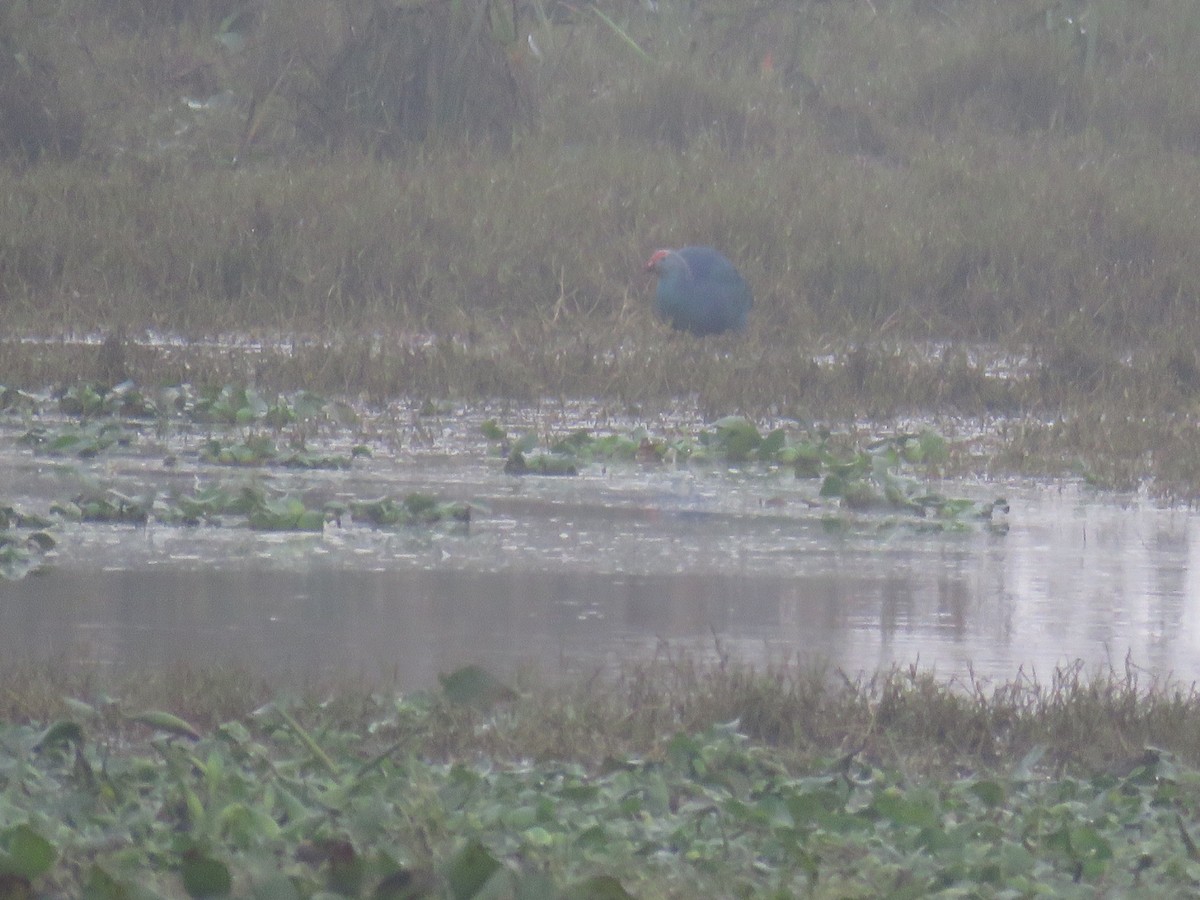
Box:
[3,413,1197,690]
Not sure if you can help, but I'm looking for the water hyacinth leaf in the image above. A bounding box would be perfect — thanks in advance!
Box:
[828,451,870,479]
[6,505,52,529]
[83,865,138,900]
[237,389,271,425]
[443,839,501,900]
[708,416,761,460]
[248,497,323,531]
[217,802,279,848]
[521,826,554,848]
[938,498,975,518]
[13,511,52,532]
[276,451,352,470]
[370,866,440,900]
[180,851,232,898]
[841,481,879,509]
[348,497,402,526]
[0,824,57,879]
[558,429,594,453]
[25,532,54,550]
[350,493,467,527]
[480,419,507,441]
[33,719,85,750]
[970,780,1006,807]
[126,710,202,741]
[592,434,641,459]
[776,442,805,466]
[324,841,365,896]
[758,427,786,459]
[561,875,636,900]
[404,493,439,516]
[504,451,578,476]
[1069,825,1113,867]
[58,383,104,416]
[819,474,846,498]
[786,791,865,833]
[665,732,702,769]
[246,874,300,900]
[0,536,50,581]
[201,435,279,466]
[64,696,102,720]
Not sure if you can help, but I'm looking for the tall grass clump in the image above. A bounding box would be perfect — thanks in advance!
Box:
[246,0,529,154]
[0,4,84,162]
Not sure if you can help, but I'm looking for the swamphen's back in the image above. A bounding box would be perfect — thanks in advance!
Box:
[645,246,753,336]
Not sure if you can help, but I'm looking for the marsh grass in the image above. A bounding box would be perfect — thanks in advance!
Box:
[6,653,1200,778]
[10,654,1200,896]
[4,0,1200,488]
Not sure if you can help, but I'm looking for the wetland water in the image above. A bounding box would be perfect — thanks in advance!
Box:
[2,399,1198,688]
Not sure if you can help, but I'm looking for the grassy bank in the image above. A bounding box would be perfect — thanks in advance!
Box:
[5,658,1200,897]
[2,1,1200,491]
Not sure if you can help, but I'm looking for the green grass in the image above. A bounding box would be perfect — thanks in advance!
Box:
[4,658,1200,897]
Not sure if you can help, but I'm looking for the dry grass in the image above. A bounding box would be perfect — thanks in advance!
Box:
[3,0,1200,489]
[7,653,1199,779]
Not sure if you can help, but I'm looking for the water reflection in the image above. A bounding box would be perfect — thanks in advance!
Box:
[2,482,1199,687]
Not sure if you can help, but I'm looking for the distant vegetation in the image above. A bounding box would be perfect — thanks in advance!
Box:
[2,0,1200,488]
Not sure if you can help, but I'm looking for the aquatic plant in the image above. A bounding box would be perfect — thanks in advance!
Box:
[0,504,55,580]
[487,417,1006,530]
[5,661,1200,896]
[346,494,471,528]
[0,482,471,578]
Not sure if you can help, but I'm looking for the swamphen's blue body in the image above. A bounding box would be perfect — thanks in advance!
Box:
[645,246,753,335]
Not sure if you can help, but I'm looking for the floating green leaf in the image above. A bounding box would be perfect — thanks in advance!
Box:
[0,824,57,880]
[444,840,502,900]
[180,850,232,898]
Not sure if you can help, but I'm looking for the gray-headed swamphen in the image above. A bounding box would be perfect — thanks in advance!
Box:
[644,246,753,336]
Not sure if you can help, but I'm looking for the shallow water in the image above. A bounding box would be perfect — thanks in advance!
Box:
[2,398,1198,689]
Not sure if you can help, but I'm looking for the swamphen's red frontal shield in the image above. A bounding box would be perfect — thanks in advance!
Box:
[644,246,753,336]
